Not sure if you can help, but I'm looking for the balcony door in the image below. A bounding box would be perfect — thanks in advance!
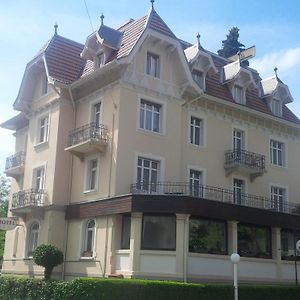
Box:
[233,178,245,205]
[91,102,101,139]
[233,129,245,161]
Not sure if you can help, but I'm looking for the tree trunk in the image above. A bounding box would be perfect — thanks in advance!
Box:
[44,267,53,280]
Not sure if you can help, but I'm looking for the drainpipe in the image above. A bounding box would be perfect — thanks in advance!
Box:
[61,86,76,280]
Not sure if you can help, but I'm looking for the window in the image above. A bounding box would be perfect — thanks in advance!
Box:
[27,222,39,257]
[42,74,48,95]
[92,102,101,127]
[32,166,45,191]
[233,129,244,151]
[142,214,176,250]
[85,158,98,191]
[233,178,245,205]
[189,169,203,197]
[238,223,271,258]
[281,229,300,261]
[271,99,282,117]
[270,139,285,166]
[121,215,131,249]
[189,218,227,255]
[139,99,161,133]
[136,157,159,192]
[97,53,104,68]
[271,186,286,212]
[37,115,49,144]
[190,116,203,146]
[146,52,160,77]
[233,85,245,104]
[192,70,204,89]
[82,219,96,257]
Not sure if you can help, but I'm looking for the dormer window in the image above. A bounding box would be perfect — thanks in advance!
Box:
[192,70,204,89]
[146,52,160,78]
[271,98,282,117]
[97,53,104,68]
[233,85,245,104]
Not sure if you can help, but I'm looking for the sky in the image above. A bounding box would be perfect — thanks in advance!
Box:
[1,0,300,172]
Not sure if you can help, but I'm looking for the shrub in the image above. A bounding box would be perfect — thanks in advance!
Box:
[33,244,63,280]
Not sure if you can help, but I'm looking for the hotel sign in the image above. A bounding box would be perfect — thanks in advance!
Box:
[0,218,17,230]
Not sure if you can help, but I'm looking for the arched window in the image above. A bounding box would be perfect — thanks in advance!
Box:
[27,222,39,257]
[82,219,96,257]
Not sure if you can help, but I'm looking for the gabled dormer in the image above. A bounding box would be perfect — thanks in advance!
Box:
[221,59,256,105]
[184,34,218,91]
[259,69,293,117]
[81,14,123,69]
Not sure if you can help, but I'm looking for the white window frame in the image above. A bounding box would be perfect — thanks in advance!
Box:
[146,52,160,78]
[270,185,288,212]
[192,69,205,90]
[233,177,246,205]
[233,128,245,151]
[270,98,282,117]
[270,139,285,167]
[35,114,50,146]
[96,52,105,68]
[25,221,40,258]
[81,219,97,259]
[233,85,245,104]
[138,96,166,135]
[89,100,102,127]
[189,114,205,147]
[32,164,46,191]
[134,152,165,193]
[84,156,99,193]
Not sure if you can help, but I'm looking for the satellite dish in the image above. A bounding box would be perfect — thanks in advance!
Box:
[296,240,300,254]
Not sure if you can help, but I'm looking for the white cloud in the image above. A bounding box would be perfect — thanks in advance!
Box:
[251,47,300,78]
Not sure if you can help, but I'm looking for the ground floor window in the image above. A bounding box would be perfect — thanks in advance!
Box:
[238,223,271,258]
[281,229,300,261]
[82,219,96,257]
[27,222,39,257]
[189,218,227,255]
[121,215,131,249]
[142,214,176,250]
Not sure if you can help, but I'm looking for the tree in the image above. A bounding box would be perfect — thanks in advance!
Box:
[218,27,248,66]
[33,244,64,280]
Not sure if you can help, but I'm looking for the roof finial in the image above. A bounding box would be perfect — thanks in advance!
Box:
[150,0,155,9]
[100,13,105,25]
[54,23,58,35]
[196,32,201,50]
[274,67,278,77]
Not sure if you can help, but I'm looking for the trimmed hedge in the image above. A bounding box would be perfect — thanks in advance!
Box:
[0,277,299,300]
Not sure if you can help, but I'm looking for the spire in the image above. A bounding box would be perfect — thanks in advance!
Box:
[196,32,201,50]
[100,13,105,26]
[274,67,278,78]
[54,23,58,35]
[150,0,155,9]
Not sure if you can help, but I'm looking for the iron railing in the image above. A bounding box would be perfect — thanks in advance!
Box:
[5,151,26,170]
[225,149,265,171]
[131,181,300,216]
[68,122,108,147]
[12,189,48,209]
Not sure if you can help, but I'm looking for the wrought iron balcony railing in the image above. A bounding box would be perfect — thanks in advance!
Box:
[5,151,26,170]
[130,181,300,216]
[12,189,48,209]
[225,149,265,171]
[68,122,108,147]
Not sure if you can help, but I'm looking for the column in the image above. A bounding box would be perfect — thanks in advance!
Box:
[228,221,239,254]
[176,214,190,281]
[272,227,282,280]
[128,212,143,275]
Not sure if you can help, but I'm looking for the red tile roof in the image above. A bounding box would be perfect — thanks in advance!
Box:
[45,35,85,84]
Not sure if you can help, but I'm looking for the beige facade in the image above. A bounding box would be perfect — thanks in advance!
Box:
[2,4,300,283]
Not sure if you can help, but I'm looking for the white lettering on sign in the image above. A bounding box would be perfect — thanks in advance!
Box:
[0,218,17,230]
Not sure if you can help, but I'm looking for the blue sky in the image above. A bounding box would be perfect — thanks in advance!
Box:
[1,0,300,171]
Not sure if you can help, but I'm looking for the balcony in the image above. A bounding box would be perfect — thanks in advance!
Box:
[11,189,49,215]
[130,182,300,216]
[224,149,266,180]
[4,151,26,179]
[65,122,108,159]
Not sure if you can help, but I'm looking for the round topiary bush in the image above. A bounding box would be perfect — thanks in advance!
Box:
[33,244,64,280]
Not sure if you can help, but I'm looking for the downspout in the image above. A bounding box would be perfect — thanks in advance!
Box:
[61,86,76,280]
